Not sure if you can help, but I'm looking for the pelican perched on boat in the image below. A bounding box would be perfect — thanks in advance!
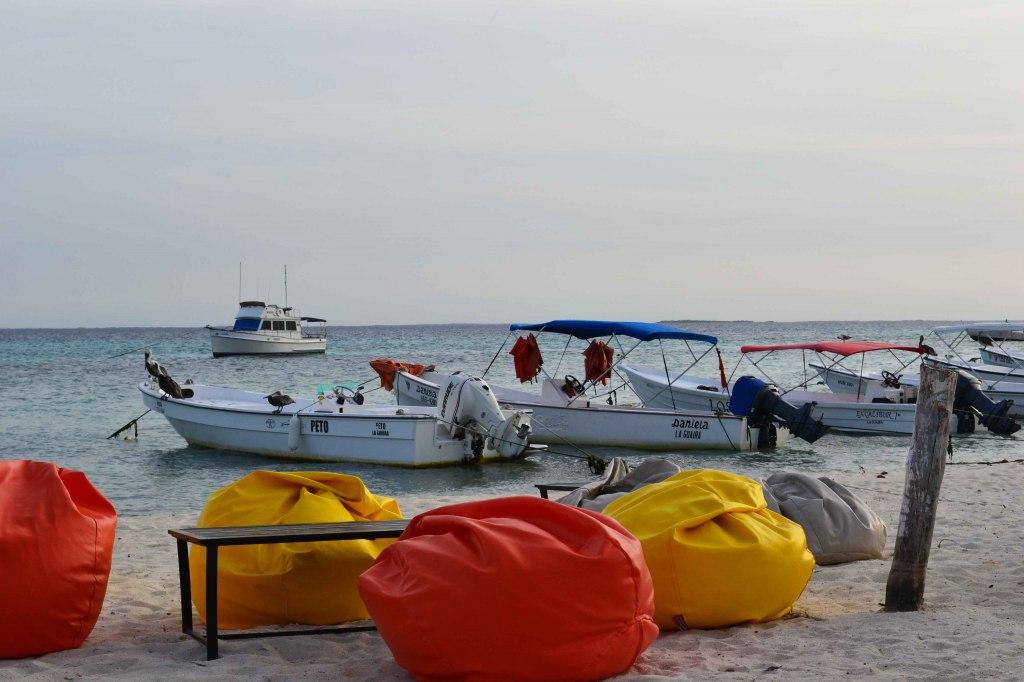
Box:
[144,349,166,379]
[265,390,295,413]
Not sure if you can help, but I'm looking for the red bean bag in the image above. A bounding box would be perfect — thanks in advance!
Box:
[0,460,117,658]
[359,496,658,682]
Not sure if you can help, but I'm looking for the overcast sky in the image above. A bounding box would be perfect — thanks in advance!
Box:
[3,1,1021,327]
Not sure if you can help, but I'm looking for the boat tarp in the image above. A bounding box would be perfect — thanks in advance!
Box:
[300,316,327,322]
[740,340,928,356]
[556,457,681,511]
[509,320,717,344]
[762,472,886,565]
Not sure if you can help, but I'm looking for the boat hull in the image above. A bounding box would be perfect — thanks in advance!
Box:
[980,347,1024,369]
[210,331,327,357]
[140,382,515,466]
[820,360,1024,419]
[621,363,927,436]
[393,371,779,451]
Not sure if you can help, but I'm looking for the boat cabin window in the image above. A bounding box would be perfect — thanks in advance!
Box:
[261,321,272,330]
[272,321,285,331]
[286,321,297,331]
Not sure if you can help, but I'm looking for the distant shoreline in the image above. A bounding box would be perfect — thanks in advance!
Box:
[0,319,965,331]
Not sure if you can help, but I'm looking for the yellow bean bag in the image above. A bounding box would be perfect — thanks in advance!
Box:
[604,469,813,630]
[190,471,402,629]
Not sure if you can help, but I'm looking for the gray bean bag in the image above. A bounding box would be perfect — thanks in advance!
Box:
[558,458,681,512]
[762,472,886,565]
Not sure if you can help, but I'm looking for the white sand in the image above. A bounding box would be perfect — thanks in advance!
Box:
[2,462,1023,681]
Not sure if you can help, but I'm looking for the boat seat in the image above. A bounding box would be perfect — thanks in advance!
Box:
[540,378,585,406]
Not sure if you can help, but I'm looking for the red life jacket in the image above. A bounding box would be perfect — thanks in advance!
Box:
[583,340,615,385]
[370,358,427,392]
[509,334,543,383]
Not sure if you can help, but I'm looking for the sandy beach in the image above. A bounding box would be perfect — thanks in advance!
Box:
[2,461,1022,681]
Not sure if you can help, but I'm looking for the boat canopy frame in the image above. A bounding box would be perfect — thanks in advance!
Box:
[931,322,1024,388]
[734,340,931,401]
[483,320,720,409]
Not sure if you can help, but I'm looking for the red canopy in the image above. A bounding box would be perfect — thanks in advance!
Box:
[739,340,929,357]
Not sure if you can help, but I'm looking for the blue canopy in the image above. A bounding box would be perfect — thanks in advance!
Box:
[509,320,717,345]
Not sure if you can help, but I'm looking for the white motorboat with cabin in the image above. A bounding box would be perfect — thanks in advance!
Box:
[207,301,327,357]
[386,320,830,451]
[138,360,533,467]
[623,340,1019,436]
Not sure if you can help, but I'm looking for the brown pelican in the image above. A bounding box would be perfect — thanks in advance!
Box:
[144,350,162,379]
[157,372,193,399]
[265,390,295,414]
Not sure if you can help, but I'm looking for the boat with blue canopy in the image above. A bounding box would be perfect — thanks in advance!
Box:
[386,319,825,451]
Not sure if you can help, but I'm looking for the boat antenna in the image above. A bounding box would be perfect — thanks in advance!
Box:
[238,260,242,303]
[284,265,288,307]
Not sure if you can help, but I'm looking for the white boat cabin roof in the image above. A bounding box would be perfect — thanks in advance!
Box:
[232,301,326,332]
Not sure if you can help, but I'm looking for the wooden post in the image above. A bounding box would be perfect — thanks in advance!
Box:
[884,363,957,611]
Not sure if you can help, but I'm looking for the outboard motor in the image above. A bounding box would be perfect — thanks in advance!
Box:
[438,373,532,459]
[729,376,829,444]
[953,370,1020,436]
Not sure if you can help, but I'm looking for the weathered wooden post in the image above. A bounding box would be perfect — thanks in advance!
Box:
[884,363,957,611]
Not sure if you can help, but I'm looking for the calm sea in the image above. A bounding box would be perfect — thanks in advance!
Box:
[1,321,1019,516]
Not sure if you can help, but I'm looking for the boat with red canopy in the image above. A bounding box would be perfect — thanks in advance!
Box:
[623,339,1019,436]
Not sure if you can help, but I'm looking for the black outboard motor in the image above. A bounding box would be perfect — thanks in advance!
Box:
[953,370,1020,436]
[729,376,829,444]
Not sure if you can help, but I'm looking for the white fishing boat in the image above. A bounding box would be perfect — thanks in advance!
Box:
[623,340,1018,436]
[385,320,831,451]
[207,301,327,357]
[925,322,1024,385]
[980,346,1024,369]
[812,360,1024,420]
[139,366,533,467]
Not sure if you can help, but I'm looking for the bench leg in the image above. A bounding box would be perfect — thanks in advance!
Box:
[176,540,193,634]
[206,545,219,660]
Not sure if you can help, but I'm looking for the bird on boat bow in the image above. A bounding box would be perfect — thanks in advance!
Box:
[265,391,295,414]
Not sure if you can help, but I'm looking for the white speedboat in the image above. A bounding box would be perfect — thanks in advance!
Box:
[924,322,1024,386]
[396,370,774,451]
[622,359,924,435]
[385,320,832,451]
[139,370,533,467]
[621,340,1019,436]
[812,360,1024,420]
[980,346,1024,369]
[207,301,327,357]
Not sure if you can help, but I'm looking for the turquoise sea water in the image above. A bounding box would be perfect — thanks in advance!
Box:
[2,321,1020,516]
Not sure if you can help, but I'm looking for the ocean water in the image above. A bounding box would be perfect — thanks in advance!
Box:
[1,321,1020,517]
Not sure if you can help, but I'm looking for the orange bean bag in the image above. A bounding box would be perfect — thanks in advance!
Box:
[359,496,658,682]
[0,460,117,659]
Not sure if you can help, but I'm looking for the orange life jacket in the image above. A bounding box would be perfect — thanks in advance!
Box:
[370,358,427,392]
[583,340,615,385]
[509,334,543,383]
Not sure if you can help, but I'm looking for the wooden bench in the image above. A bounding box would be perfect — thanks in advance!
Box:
[533,482,584,499]
[168,520,409,660]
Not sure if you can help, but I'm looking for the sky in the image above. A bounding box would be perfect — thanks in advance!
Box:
[2,1,1022,327]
